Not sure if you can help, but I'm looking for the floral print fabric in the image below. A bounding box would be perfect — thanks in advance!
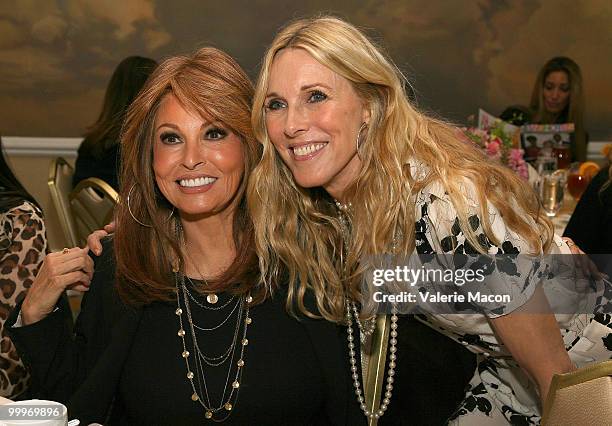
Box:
[409,162,612,425]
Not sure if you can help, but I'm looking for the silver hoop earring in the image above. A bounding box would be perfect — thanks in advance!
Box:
[127,184,176,228]
[127,184,152,228]
[356,122,367,155]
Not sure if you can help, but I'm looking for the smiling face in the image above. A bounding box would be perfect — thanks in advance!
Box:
[542,70,570,115]
[153,94,245,219]
[264,48,369,199]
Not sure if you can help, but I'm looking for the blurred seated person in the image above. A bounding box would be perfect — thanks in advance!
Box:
[530,57,587,161]
[0,137,48,398]
[501,57,587,162]
[73,56,157,190]
[564,161,612,275]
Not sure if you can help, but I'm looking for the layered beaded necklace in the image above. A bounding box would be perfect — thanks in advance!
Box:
[173,221,252,422]
[175,271,253,421]
[334,199,399,421]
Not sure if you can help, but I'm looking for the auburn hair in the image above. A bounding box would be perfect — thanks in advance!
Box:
[114,47,262,306]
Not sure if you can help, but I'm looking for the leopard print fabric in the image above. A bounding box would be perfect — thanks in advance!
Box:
[0,200,47,398]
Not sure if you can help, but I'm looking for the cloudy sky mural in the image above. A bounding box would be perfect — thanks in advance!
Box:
[1,0,611,140]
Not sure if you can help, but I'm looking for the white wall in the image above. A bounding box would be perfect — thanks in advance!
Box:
[4,137,81,252]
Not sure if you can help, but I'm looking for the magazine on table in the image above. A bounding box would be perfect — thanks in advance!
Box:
[521,123,575,163]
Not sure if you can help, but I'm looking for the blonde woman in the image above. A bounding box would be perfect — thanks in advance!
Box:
[248,16,612,424]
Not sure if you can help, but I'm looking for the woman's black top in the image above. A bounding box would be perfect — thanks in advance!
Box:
[7,240,475,425]
[564,167,612,274]
[72,142,120,190]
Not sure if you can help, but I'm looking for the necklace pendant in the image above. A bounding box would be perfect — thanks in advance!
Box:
[206,293,218,304]
[191,393,199,401]
[224,402,233,411]
[205,410,213,419]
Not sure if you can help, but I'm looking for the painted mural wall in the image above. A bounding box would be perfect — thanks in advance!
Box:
[1,0,611,140]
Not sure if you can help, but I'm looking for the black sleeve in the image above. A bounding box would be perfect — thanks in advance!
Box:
[72,143,120,191]
[563,170,607,253]
[6,239,117,404]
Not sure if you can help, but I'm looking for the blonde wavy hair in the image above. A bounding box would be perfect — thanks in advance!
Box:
[248,16,553,322]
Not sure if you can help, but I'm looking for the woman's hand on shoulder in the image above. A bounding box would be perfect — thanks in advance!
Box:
[86,221,115,256]
[21,247,93,325]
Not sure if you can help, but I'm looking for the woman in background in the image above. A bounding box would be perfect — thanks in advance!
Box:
[528,56,587,162]
[0,137,47,399]
[73,55,157,190]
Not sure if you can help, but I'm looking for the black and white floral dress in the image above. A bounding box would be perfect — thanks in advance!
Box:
[409,162,612,425]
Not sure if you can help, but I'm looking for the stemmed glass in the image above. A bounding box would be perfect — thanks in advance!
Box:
[538,170,565,217]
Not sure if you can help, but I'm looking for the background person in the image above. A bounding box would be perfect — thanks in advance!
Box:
[0,137,48,399]
[72,56,157,190]
[529,56,587,162]
[564,161,612,275]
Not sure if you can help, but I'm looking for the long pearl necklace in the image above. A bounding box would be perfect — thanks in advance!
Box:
[334,199,399,420]
[346,303,399,419]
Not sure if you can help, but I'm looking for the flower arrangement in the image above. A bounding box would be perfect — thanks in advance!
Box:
[460,123,529,180]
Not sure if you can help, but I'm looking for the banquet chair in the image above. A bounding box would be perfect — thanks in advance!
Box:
[70,177,119,247]
[542,360,612,425]
[48,157,78,248]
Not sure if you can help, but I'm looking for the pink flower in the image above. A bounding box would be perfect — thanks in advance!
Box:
[509,148,524,162]
[507,149,529,180]
[486,139,501,157]
[460,126,528,179]
[473,129,488,138]
[490,136,503,145]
